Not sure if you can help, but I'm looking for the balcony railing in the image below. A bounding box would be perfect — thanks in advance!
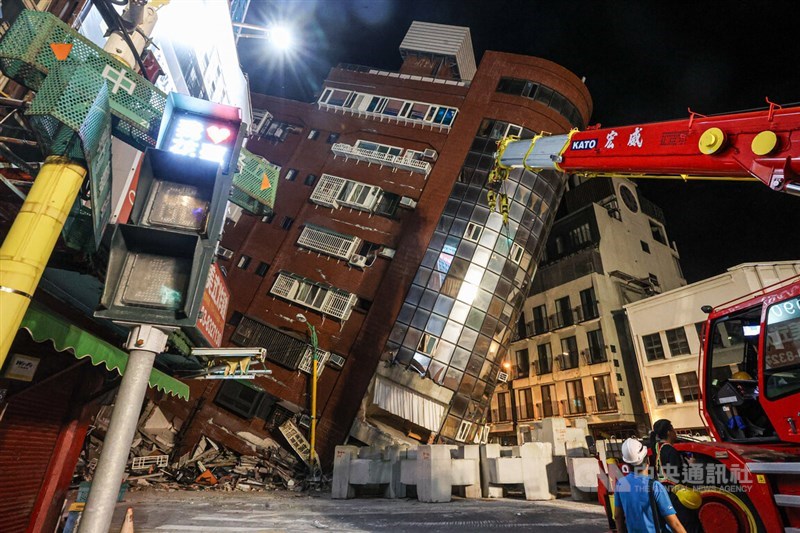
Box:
[537,401,560,418]
[582,301,600,320]
[561,397,587,416]
[331,143,432,177]
[589,393,618,414]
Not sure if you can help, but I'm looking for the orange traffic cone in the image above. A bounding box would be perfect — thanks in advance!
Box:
[119,507,134,533]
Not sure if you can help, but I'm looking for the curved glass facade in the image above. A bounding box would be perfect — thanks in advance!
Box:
[379,119,568,442]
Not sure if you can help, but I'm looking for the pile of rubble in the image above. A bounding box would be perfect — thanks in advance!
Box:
[77,401,309,493]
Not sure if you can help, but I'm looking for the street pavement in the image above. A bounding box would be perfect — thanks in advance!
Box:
[109,489,609,532]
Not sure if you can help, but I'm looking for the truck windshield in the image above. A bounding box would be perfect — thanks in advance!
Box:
[707,307,760,385]
[765,295,800,400]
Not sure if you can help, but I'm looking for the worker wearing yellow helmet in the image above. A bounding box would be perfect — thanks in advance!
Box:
[650,419,703,532]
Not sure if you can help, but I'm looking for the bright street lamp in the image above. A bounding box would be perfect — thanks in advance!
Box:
[296,313,319,470]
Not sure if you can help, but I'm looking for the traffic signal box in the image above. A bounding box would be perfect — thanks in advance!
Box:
[96,94,244,346]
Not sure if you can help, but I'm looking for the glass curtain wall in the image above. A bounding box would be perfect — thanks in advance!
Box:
[380,119,567,442]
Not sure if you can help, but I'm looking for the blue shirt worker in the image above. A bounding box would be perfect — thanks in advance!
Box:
[614,438,686,533]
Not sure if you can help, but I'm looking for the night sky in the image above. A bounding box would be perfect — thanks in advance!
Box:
[239,0,800,283]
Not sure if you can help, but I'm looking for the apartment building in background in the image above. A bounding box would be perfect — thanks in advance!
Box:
[491,178,686,443]
[625,261,800,434]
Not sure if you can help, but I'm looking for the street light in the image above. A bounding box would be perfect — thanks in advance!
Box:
[296,313,319,469]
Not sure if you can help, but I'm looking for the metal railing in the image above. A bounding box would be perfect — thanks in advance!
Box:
[533,359,553,375]
[557,352,580,370]
[583,346,608,365]
[331,143,432,176]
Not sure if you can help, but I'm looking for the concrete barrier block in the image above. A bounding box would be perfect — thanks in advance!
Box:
[400,458,417,486]
[519,442,555,500]
[567,456,600,501]
[416,445,452,503]
[349,458,392,485]
[488,457,524,484]
[385,445,407,498]
[454,445,481,498]
[332,445,360,499]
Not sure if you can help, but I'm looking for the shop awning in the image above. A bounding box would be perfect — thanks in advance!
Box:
[20,304,190,400]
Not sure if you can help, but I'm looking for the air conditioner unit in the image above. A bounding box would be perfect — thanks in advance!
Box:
[378,247,396,259]
[497,371,509,383]
[399,196,417,209]
[216,246,234,260]
[348,254,368,268]
[423,148,438,161]
[329,354,346,369]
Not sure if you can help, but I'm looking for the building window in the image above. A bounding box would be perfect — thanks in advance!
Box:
[586,328,606,364]
[318,89,458,128]
[261,212,275,224]
[532,304,548,334]
[592,374,615,412]
[495,77,584,128]
[310,174,383,212]
[554,296,573,328]
[536,343,552,375]
[641,240,651,253]
[237,255,251,269]
[214,380,267,419]
[285,169,297,181]
[580,287,598,320]
[497,392,511,422]
[270,271,358,321]
[560,336,579,370]
[652,376,676,405]
[565,379,586,414]
[518,388,534,420]
[354,140,403,157]
[304,174,317,186]
[326,132,340,144]
[650,220,667,244]
[676,371,700,401]
[281,216,294,230]
[417,333,438,356]
[227,310,243,326]
[510,243,524,264]
[297,224,361,260]
[666,327,691,356]
[464,222,483,242]
[255,262,269,277]
[515,348,530,378]
[643,333,666,361]
[541,384,557,417]
[308,129,319,140]
[569,223,592,247]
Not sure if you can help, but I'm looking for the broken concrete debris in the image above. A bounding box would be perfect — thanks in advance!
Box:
[77,401,311,493]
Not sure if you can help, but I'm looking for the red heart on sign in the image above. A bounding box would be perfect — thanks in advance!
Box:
[207,125,231,144]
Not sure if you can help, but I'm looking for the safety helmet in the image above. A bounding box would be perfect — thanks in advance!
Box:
[732,371,753,380]
[621,438,648,466]
[673,484,702,510]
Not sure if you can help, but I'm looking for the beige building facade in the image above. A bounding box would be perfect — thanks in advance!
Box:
[624,261,800,433]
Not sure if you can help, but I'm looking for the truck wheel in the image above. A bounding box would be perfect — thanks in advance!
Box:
[697,486,759,532]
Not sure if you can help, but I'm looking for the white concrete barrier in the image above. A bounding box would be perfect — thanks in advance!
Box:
[481,442,555,500]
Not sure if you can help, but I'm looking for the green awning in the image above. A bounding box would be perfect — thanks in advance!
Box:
[20,304,190,400]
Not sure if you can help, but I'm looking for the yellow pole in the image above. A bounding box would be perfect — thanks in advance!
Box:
[308,322,319,469]
[0,156,86,365]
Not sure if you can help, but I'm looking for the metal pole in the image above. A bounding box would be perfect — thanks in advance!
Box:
[78,325,168,533]
[308,324,319,468]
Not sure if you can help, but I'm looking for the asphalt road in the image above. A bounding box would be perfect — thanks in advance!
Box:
[109,489,609,532]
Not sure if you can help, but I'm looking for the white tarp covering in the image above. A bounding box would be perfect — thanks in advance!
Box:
[373,377,446,432]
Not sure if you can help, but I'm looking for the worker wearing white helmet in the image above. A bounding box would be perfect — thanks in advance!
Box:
[614,438,687,533]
